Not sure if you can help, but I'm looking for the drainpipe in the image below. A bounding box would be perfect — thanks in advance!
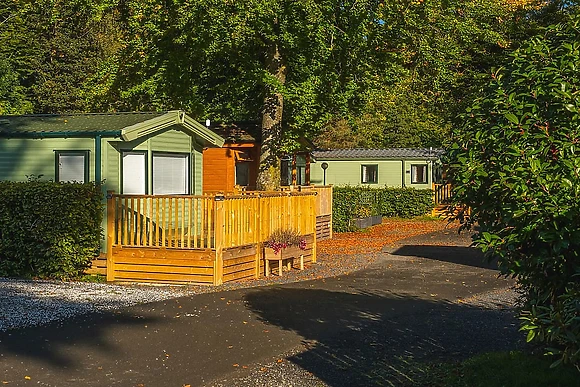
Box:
[95,135,102,184]
[401,159,405,187]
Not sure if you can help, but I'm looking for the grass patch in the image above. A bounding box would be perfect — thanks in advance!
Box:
[410,351,579,387]
[77,274,106,283]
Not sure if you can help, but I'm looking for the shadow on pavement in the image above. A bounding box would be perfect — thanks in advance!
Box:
[0,309,158,368]
[244,287,520,387]
[391,245,498,270]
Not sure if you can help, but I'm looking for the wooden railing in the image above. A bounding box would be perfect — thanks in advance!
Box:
[433,183,452,205]
[108,191,318,251]
[109,194,216,249]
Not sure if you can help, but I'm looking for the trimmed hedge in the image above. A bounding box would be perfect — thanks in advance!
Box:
[333,186,434,232]
[0,181,103,279]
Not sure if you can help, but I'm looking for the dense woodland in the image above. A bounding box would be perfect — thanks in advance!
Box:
[0,0,575,185]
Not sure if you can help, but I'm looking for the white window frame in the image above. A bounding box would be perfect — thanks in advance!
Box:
[411,164,428,184]
[55,150,89,183]
[122,151,148,194]
[361,164,378,184]
[152,152,190,195]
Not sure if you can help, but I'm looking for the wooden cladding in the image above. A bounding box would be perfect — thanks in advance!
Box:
[110,246,215,284]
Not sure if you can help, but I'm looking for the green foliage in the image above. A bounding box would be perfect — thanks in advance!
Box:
[0,0,120,113]
[333,186,434,232]
[447,15,580,366]
[409,351,580,387]
[0,181,103,279]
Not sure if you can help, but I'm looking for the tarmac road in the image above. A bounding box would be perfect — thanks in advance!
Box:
[0,229,520,387]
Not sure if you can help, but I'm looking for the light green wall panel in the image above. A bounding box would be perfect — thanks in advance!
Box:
[192,140,204,195]
[310,158,437,189]
[105,128,206,195]
[310,159,404,187]
[0,137,95,182]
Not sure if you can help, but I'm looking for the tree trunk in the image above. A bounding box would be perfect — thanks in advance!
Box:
[256,37,286,191]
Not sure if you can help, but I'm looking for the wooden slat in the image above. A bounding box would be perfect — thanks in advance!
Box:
[223,245,256,260]
[114,271,213,283]
[223,255,255,267]
[112,246,214,260]
[223,260,256,274]
[114,256,214,268]
[223,269,255,282]
[115,264,214,275]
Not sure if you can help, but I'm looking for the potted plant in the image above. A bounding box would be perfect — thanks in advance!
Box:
[263,229,307,275]
[351,206,382,229]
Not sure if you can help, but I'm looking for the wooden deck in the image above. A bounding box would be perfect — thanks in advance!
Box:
[104,187,331,285]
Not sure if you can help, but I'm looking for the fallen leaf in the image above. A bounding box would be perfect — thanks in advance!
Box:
[276,359,283,363]
[24,376,31,380]
[233,364,239,367]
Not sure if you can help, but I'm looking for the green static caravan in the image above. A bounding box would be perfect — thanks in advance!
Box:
[0,110,225,251]
[310,148,445,189]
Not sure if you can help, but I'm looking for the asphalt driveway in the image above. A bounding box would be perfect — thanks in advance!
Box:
[0,229,520,386]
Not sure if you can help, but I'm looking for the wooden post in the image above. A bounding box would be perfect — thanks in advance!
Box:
[106,190,115,282]
[214,196,225,285]
[255,197,261,278]
[305,153,311,185]
[329,186,333,239]
[291,153,297,186]
[311,194,317,263]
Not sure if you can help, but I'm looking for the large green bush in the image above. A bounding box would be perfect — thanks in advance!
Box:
[0,181,103,279]
[333,186,434,232]
[447,16,580,367]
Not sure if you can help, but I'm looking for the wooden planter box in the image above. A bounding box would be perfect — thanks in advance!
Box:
[264,245,305,276]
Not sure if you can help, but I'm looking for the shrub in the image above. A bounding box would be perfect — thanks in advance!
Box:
[333,186,434,232]
[0,181,103,279]
[446,16,580,367]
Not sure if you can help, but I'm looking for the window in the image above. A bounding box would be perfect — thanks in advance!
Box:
[361,164,378,184]
[411,164,428,184]
[55,151,89,183]
[235,162,250,186]
[122,151,147,194]
[153,153,189,194]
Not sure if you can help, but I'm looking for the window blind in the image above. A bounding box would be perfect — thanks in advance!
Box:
[153,153,189,194]
[122,152,146,194]
[58,154,86,183]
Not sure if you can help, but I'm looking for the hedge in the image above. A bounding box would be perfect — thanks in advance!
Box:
[0,181,103,279]
[333,186,434,232]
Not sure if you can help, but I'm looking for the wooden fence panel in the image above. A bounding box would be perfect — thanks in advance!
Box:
[433,184,452,205]
[111,194,216,250]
